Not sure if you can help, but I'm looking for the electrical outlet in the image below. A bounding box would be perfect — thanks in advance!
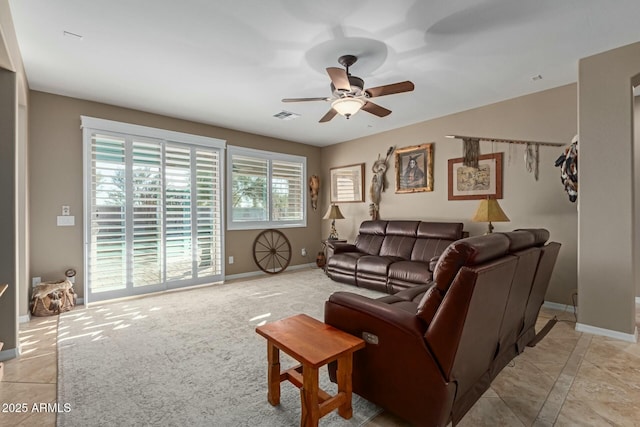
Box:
[301,248,307,257]
[32,277,41,287]
[228,256,234,264]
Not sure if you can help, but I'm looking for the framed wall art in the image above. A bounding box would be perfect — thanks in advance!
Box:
[330,163,365,203]
[395,143,434,193]
[448,152,503,200]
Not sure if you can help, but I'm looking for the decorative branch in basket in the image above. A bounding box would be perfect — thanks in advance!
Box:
[30,279,77,316]
[369,146,395,220]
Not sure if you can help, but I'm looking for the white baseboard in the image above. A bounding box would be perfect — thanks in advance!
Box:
[542,301,573,312]
[0,347,19,362]
[575,322,638,343]
[225,263,316,281]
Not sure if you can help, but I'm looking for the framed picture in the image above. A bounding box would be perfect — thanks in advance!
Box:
[330,163,364,203]
[448,152,503,200]
[395,143,434,193]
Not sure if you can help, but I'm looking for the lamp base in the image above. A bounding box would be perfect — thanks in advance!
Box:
[328,220,339,240]
[486,221,494,234]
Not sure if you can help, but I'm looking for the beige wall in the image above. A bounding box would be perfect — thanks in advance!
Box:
[578,42,640,336]
[322,84,579,304]
[28,91,323,301]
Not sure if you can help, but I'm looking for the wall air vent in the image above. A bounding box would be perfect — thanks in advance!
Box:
[273,110,301,120]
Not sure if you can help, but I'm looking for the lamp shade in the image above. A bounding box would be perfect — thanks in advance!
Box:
[323,204,345,220]
[472,198,510,222]
[331,97,365,118]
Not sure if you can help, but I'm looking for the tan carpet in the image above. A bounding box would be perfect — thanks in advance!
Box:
[57,268,384,426]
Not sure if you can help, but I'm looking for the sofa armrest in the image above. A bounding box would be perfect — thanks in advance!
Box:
[325,292,426,339]
[324,291,453,426]
[329,242,359,254]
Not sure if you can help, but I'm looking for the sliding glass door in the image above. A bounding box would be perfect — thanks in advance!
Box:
[83,118,224,303]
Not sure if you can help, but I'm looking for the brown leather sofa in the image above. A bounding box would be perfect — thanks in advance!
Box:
[325,220,464,294]
[324,229,560,427]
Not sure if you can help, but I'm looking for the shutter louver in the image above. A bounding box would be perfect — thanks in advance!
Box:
[231,154,268,222]
[165,145,193,281]
[90,134,127,292]
[132,140,163,287]
[272,160,303,221]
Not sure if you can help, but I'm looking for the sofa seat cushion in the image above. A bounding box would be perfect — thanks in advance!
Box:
[388,261,433,288]
[356,255,402,276]
[328,252,366,271]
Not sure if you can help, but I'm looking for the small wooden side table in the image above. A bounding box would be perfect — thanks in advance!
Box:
[255,314,365,427]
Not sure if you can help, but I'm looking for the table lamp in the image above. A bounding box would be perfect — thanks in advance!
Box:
[323,204,345,240]
[472,197,510,234]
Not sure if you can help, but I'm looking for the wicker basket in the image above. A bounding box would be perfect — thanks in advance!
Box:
[30,279,76,317]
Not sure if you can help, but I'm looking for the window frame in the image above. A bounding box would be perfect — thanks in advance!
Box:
[227,145,307,230]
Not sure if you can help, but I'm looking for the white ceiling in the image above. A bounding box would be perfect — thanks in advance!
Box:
[8,0,640,146]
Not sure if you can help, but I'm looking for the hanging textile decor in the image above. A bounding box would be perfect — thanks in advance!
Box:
[525,143,540,181]
[462,138,480,168]
[554,135,578,202]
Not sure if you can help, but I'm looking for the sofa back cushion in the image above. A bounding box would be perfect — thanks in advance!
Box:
[354,220,387,255]
[494,231,541,352]
[411,222,464,262]
[416,234,510,326]
[379,221,420,259]
[427,256,518,389]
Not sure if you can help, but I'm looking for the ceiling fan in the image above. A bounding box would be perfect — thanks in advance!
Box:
[282,54,415,123]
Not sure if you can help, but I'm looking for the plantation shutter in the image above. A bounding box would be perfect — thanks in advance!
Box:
[83,116,225,304]
[195,149,222,277]
[272,160,303,221]
[231,154,268,222]
[89,133,127,293]
[131,139,163,287]
[227,146,306,229]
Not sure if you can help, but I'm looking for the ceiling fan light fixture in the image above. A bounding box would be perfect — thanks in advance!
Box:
[331,97,365,118]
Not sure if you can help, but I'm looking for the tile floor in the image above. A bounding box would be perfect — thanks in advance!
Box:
[1,305,639,426]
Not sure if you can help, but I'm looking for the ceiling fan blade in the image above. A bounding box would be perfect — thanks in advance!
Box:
[362,101,392,118]
[326,67,351,92]
[319,109,338,123]
[282,97,329,102]
[365,81,415,98]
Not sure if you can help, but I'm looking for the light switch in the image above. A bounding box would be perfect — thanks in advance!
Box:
[57,215,75,226]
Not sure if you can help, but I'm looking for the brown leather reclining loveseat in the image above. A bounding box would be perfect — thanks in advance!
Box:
[325,229,560,427]
[325,220,464,294]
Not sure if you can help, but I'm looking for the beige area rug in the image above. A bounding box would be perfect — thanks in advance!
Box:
[56,268,384,426]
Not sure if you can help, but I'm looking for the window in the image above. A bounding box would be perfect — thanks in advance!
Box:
[82,116,225,304]
[227,146,306,230]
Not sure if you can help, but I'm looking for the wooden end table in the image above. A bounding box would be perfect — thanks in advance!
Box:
[255,314,365,427]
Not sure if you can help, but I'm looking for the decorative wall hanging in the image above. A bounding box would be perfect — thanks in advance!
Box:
[446,135,563,180]
[369,146,394,220]
[554,135,578,202]
[448,153,503,200]
[524,143,540,181]
[330,163,364,203]
[395,143,434,194]
[308,175,320,210]
[462,137,480,168]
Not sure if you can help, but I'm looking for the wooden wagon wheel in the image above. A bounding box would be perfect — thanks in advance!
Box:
[252,229,292,274]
